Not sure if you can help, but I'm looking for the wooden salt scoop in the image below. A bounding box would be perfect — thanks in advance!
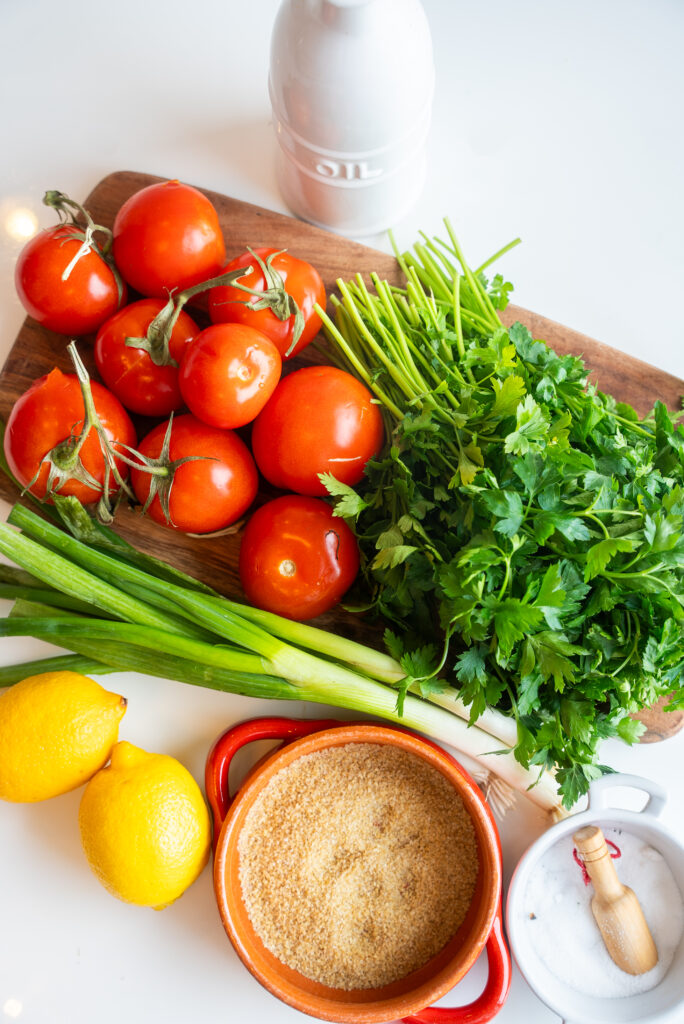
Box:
[573,824,659,975]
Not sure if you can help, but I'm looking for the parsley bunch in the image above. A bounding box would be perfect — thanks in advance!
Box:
[318,222,684,806]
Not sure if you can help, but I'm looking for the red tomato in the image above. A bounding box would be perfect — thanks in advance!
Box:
[208,247,325,359]
[130,414,258,533]
[250,366,384,496]
[94,298,200,417]
[239,495,359,620]
[178,323,282,429]
[15,225,126,336]
[112,180,226,299]
[3,367,137,504]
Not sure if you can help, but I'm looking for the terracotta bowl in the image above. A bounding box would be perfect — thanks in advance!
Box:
[206,716,511,1024]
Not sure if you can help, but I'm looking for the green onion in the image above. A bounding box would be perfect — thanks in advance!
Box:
[0,654,113,686]
[0,503,560,812]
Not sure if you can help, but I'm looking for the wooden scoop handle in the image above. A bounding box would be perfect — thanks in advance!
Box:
[573,825,658,976]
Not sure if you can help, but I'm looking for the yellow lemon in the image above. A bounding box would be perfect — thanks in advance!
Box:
[0,671,127,802]
[79,741,211,909]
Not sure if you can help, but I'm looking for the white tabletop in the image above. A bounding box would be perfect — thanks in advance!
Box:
[1,2,684,1023]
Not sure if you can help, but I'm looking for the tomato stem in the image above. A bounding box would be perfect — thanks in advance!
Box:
[67,343,135,520]
[210,248,305,356]
[59,224,96,282]
[124,415,214,527]
[124,266,251,367]
[24,343,131,519]
[43,190,126,307]
[24,343,209,526]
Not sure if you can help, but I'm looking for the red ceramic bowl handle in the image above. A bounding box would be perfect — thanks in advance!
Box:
[205,716,343,848]
[401,906,511,1024]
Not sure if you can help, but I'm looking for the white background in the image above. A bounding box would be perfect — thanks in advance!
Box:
[1,2,684,1023]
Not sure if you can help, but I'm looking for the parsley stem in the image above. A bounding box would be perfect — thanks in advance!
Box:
[585,508,642,516]
[460,307,501,333]
[405,270,444,336]
[504,683,520,722]
[584,513,610,539]
[419,233,460,282]
[408,344,468,408]
[336,280,420,404]
[387,287,417,319]
[411,242,453,303]
[617,549,649,573]
[347,276,420,386]
[443,219,501,330]
[612,414,655,439]
[498,556,512,598]
[316,301,404,421]
[451,273,466,361]
[603,566,680,599]
[453,274,478,387]
[473,238,522,276]
[372,274,430,390]
[609,615,640,677]
[400,252,442,302]
[604,565,664,579]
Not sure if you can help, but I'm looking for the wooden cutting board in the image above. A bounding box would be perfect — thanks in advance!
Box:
[1,169,682,739]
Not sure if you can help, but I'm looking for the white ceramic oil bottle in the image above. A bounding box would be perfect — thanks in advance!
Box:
[269,0,434,236]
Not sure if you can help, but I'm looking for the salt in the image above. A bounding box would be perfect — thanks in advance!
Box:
[522,826,683,998]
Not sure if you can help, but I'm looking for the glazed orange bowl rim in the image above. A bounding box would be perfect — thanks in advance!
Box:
[213,722,502,1023]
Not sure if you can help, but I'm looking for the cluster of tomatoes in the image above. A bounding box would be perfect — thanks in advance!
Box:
[5,179,385,620]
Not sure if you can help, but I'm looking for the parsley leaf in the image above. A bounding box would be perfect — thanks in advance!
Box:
[504,395,550,455]
[584,537,637,581]
[320,473,369,518]
[322,225,684,806]
[491,375,527,417]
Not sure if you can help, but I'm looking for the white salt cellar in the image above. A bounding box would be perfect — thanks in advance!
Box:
[269,0,434,236]
[506,773,684,1023]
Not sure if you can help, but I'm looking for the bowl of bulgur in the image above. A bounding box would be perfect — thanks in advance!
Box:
[207,716,510,1023]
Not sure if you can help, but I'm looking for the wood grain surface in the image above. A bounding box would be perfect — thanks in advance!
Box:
[1,169,682,738]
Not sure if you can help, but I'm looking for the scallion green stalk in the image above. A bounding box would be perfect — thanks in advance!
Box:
[0,583,104,615]
[0,522,201,639]
[0,505,560,811]
[218,596,519,748]
[0,654,113,685]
